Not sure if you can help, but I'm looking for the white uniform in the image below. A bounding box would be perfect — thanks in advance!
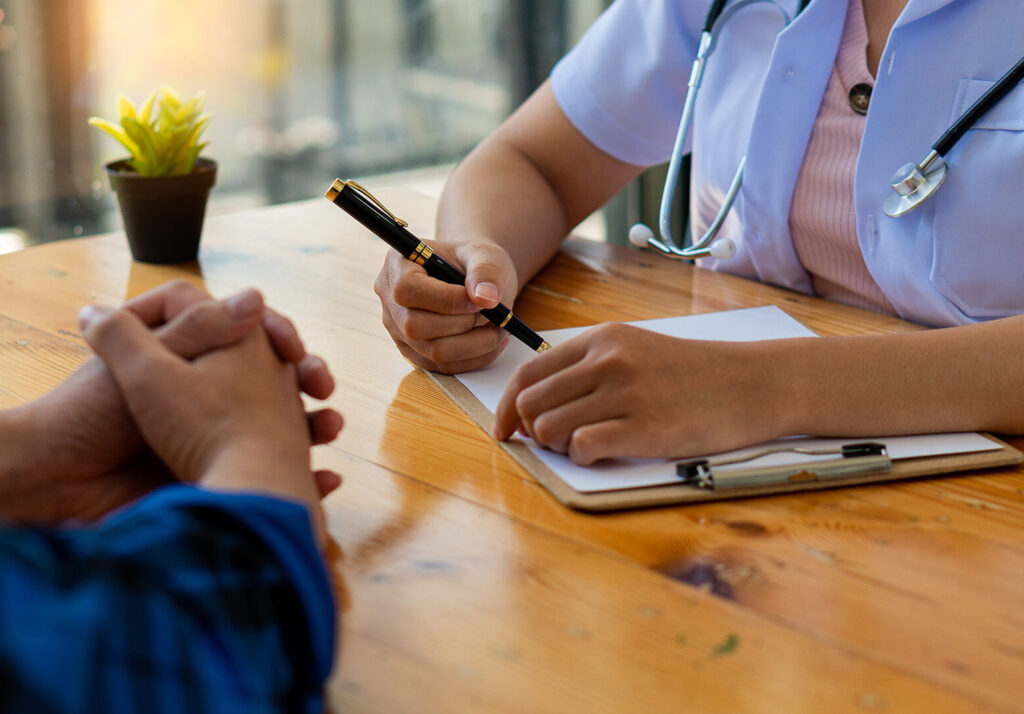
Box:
[551,0,1024,327]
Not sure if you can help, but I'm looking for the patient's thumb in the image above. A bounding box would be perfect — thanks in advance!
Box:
[80,305,182,391]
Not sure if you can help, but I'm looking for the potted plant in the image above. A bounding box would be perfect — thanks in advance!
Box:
[88,86,215,264]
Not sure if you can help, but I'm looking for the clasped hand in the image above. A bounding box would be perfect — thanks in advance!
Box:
[3,280,343,526]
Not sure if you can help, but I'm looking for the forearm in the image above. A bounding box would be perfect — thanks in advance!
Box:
[0,406,58,521]
[773,315,1024,437]
[437,81,644,294]
[202,445,325,546]
[437,136,570,293]
[0,387,162,524]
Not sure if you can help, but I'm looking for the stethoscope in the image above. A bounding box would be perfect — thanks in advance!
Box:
[630,0,1024,260]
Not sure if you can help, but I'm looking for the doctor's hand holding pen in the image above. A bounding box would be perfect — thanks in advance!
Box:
[374,238,520,374]
[372,83,642,379]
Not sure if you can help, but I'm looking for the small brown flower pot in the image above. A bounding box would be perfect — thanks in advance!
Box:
[105,158,217,264]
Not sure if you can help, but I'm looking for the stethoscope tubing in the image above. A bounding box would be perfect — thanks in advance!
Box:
[703,0,729,31]
[649,0,798,258]
[637,0,1024,258]
[933,54,1024,157]
[706,0,808,29]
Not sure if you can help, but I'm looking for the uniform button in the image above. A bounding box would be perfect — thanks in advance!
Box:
[849,83,872,115]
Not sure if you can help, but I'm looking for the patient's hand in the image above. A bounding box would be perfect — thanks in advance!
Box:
[81,297,334,543]
[0,280,341,523]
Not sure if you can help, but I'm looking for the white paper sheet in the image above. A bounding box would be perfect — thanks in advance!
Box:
[456,306,1001,493]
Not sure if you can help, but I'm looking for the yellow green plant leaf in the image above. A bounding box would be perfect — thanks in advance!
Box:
[151,130,173,173]
[171,139,209,176]
[159,85,182,111]
[169,152,192,176]
[175,96,201,123]
[121,116,159,174]
[162,127,192,173]
[117,94,137,122]
[90,86,210,176]
[156,102,175,134]
[138,91,157,124]
[165,124,192,154]
[184,114,210,147]
[86,117,139,157]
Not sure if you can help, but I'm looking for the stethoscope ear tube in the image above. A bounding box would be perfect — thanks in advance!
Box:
[633,0,796,262]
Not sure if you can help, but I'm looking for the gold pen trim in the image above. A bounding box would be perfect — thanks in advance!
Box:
[498,310,513,328]
[536,341,552,353]
[412,243,434,265]
[325,178,410,227]
[324,178,345,202]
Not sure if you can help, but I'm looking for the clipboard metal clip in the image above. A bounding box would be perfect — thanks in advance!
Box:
[675,442,891,491]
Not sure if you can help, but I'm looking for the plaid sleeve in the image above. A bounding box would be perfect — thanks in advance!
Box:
[0,484,335,714]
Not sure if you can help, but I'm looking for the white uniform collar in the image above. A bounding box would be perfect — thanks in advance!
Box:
[895,0,961,28]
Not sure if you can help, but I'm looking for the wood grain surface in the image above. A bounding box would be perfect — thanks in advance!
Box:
[1,189,1022,713]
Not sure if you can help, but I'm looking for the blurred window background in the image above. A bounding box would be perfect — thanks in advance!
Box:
[0,0,618,255]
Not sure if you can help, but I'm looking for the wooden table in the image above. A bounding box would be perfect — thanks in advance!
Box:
[2,189,1022,713]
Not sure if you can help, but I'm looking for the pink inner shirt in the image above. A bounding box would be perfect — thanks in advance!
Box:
[788,0,896,315]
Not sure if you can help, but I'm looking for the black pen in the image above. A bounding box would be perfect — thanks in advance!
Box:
[325,178,551,353]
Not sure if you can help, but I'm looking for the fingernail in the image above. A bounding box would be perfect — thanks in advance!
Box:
[77,305,112,332]
[474,282,499,304]
[226,289,261,318]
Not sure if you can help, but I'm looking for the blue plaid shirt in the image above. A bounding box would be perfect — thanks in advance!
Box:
[0,484,335,713]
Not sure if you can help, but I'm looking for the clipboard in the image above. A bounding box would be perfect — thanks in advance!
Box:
[427,370,1023,512]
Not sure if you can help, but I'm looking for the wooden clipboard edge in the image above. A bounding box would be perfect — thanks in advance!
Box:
[430,371,495,434]
[427,371,1024,513]
[427,370,605,506]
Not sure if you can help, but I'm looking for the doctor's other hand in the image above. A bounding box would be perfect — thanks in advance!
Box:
[492,323,796,465]
[374,239,519,374]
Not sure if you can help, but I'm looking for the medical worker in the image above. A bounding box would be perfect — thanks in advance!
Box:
[374,0,1024,465]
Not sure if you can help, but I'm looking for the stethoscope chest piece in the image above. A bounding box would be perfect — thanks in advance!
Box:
[882,154,948,218]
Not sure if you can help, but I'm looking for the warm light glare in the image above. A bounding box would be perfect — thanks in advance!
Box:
[90,1,267,103]
[1,1,603,246]
[0,230,27,255]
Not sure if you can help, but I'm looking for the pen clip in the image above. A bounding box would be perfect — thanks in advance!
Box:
[328,178,409,227]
